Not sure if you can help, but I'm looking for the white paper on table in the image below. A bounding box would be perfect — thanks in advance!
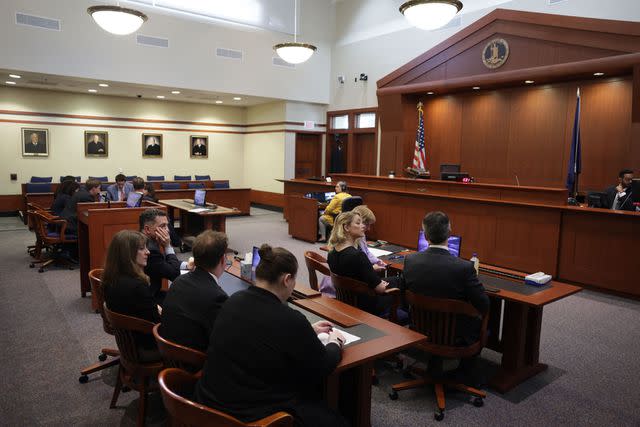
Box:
[317,327,361,346]
[189,207,209,213]
[368,247,392,258]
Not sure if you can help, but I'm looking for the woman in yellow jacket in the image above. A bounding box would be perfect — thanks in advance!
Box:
[318,181,351,242]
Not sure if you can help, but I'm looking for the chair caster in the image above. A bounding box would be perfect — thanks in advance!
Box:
[389,391,398,400]
[38,268,44,273]
[434,408,444,421]
[473,397,484,407]
[79,375,89,384]
[29,263,35,268]
[98,353,107,362]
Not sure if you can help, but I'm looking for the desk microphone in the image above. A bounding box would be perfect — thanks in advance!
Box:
[515,174,520,187]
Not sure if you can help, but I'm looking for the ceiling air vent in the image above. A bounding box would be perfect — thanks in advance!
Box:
[16,12,61,31]
[548,0,567,5]
[216,47,243,60]
[137,34,169,48]
[26,80,58,86]
[272,57,296,68]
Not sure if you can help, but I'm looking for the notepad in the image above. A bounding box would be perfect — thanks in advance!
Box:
[189,207,210,213]
[368,247,392,258]
[317,328,361,346]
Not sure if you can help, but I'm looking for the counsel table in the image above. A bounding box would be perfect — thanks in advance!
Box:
[157,199,241,235]
[222,263,425,427]
[383,253,581,393]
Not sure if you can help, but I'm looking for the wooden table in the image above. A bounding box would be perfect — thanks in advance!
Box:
[384,254,581,393]
[223,263,425,427]
[157,199,241,235]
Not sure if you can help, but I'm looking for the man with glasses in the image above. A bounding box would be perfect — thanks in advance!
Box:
[159,230,230,352]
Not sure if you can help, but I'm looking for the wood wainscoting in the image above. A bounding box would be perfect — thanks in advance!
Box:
[0,195,22,213]
[250,190,285,209]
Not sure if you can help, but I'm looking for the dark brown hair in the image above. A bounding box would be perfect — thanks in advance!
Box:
[422,211,450,245]
[102,230,149,289]
[84,179,101,191]
[132,177,145,190]
[255,244,298,283]
[192,230,228,270]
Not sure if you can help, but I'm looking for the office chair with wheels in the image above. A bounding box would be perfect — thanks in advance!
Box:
[104,304,164,427]
[29,210,77,272]
[79,269,120,384]
[152,324,206,374]
[341,196,363,213]
[159,368,294,427]
[388,291,489,422]
[330,272,401,323]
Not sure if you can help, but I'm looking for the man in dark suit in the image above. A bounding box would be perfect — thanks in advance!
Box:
[24,132,47,154]
[144,136,161,156]
[159,230,230,352]
[191,138,207,156]
[60,179,102,234]
[139,209,194,304]
[402,211,489,385]
[87,134,106,155]
[604,169,635,211]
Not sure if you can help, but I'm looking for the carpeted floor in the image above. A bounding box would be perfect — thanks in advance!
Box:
[1,209,639,426]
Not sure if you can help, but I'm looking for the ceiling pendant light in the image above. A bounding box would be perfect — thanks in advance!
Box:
[400,0,463,31]
[88,4,148,35]
[273,0,317,64]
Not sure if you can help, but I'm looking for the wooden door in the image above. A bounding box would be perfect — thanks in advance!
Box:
[295,133,322,178]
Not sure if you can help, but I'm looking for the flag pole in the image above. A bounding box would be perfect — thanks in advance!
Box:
[573,87,580,199]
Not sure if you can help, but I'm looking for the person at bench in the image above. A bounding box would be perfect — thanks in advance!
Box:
[106,173,133,202]
[51,179,79,216]
[605,169,635,211]
[318,181,350,243]
[194,244,347,427]
[401,211,489,386]
[103,229,161,362]
[139,209,193,305]
[60,178,101,234]
[160,230,229,352]
[132,177,155,202]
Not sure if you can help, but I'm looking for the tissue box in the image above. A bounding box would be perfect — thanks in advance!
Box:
[240,260,252,280]
[524,272,552,286]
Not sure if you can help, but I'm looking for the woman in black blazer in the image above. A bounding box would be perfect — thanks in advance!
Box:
[103,230,160,361]
[327,211,399,316]
[194,244,347,427]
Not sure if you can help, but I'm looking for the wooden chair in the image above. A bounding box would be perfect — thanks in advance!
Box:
[159,367,294,427]
[26,203,50,258]
[303,251,331,291]
[152,324,207,374]
[329,272,401,323]
[28,210,77,272]
[388,291,489,422]
[104,304,164,427]
[78,269,120,384]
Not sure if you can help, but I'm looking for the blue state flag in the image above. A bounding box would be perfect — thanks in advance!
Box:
[566,88,582,195]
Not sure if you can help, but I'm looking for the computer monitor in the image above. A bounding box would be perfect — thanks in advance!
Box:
[587,191,608,209]
[194,189,206,206]
[417,230,462,257]
[440,164,461,175]
[125,191,142,208]
[324,191,336,202]
[251,246,261,270]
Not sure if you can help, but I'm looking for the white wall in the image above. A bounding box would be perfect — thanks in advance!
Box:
[0,86,246,194]
[0,0,334,104]
[329,0,640,110]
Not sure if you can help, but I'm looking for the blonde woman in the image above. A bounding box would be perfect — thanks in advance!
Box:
[318,181,351,243]
[351,205,387,272]
[327,211,398,315]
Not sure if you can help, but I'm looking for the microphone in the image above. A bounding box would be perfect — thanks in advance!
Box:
[515,174,520,187]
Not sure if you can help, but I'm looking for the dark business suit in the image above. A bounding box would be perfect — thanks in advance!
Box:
[192,144,207,156]
[604,185,635,211]
[51,193,71,216]
[144,238,181,305]
[87,141,105,155]
[104,275,160,355]
[145,144,161,155]
[194,286,345,427]
[24,141,46,153]
[402,247,489,345]
[60,188,96,233]
[160,267,228,352]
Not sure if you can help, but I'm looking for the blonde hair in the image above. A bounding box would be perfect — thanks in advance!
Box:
[328,211,362,249]
[352,205,375,225]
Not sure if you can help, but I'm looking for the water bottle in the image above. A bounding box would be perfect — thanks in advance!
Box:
[470,252,480,275]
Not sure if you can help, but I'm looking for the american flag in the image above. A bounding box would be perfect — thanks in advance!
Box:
[412,104,427,170]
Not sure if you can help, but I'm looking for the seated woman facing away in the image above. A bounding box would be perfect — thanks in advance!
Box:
[327,211,400,317]
[318,181,351,243]
[52,178,79,216]
[103,229,161,362]
[194,244,348,427]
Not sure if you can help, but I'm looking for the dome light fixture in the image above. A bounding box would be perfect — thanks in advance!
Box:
[274,0,317,64]
[400,0,463,31]
[87,5,147,36]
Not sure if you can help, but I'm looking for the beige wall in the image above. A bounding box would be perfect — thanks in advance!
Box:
[0,87,246,194]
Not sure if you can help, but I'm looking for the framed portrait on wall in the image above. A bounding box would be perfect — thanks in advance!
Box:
[142,133,162,157]
[22,128,49,157]
[190,135,208,158]
[85,131,108,157]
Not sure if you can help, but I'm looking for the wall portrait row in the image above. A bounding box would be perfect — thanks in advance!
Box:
[21,128,209,159]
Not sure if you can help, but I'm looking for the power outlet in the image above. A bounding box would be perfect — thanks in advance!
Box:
[10,173,17,180]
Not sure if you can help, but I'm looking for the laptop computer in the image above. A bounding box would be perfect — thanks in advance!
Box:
[417,230,462,257]
[252,246,261,270]
[323,191,336,202]
[193,189,206,206]
[125,191,143,208]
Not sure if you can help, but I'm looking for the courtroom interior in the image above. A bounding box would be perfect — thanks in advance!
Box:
[1,0,639,426]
